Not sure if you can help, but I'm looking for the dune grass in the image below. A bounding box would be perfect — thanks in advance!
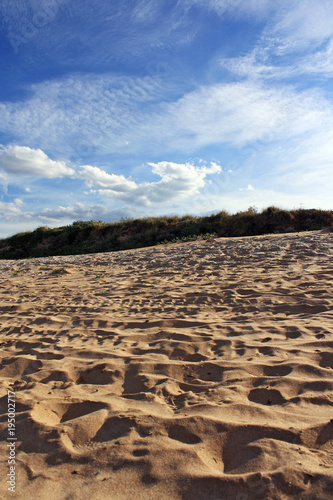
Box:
[0,206,332,260]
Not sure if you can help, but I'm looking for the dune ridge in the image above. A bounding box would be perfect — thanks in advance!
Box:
[0,230,332,499]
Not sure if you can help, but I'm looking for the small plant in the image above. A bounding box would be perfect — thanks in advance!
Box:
[53,267,68,275]
[12,269,28,276]
[202,232,216,239]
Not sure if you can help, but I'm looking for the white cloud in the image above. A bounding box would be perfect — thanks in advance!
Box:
[240,184,255,191]
[131,0,161,23]
[80,161,222,206]
[167,82,284,147]
[79,165,137,192]
[183,0,271,16]
[0,75,169,158]
[0,199,108,224]
[166,81,333,153]
[296,39,333,76]
[0,145,74,178]
[183,0,279,22]
[0,171,8,189]
[0,198,26,218]
[208,1,333,80]
[220,38,333,79]
[37,202,109,222]
[2,75,331,200]
[1,76,332,212]
[270,0,333,52]
[1,68,331,163]
[187,0,333,49]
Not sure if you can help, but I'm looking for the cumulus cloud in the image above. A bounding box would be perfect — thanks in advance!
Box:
[0,198,26,218]
[79,161,222,206]
[0,145,75,178]
[80,165,137,192]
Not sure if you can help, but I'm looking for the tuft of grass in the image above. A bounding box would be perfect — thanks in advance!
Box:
[0,207,332,260]
[53,267,69,275]
[12,269,28,276]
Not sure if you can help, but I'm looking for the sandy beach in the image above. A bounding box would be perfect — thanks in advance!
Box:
[0,230,332,499]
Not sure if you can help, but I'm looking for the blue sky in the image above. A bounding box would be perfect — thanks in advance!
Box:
[0,0,333,238]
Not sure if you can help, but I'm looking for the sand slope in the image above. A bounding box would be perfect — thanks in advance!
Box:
[0,231,332,499]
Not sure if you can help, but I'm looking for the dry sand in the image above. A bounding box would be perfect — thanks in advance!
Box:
[0,230,332,499]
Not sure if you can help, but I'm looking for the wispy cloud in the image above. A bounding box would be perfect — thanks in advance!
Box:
[0,199,108,223]
[1,74,332,204]
[167,80,333,153]
[187,0,333,47]
[131,0,162,24]
[36,202,109,223]
[0,171,8,190]
[0,75,173,158]
[3,72,331,163]
[269,0,333,52]
[215,0,333,81]
[220,39,333,80]
[183,0,275,19]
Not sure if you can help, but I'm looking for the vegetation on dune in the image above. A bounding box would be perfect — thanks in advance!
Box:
[0,206,332,260]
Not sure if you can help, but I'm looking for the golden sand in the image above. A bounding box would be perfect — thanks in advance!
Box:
[0,231,332,499]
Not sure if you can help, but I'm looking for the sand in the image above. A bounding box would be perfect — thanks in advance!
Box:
[0,230,332,499]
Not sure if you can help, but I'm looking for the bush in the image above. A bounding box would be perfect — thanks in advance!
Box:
[0,207,332,260]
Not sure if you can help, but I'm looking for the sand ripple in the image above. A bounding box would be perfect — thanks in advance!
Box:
[0,231,332,499]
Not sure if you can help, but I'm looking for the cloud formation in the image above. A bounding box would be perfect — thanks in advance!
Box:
[0,75,170,158]
[37,202,109,223]
[184,0,274,19]
[80,165,137,192]
[167,80,333,152]
[0,198,26,218]
[269,0,333,51]
[1,1,333,238]
[0,145,74,178]
[2,72,330,162]
[80,161,222,206]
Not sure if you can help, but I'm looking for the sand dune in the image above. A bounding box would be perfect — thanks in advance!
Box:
[0,230,332,499]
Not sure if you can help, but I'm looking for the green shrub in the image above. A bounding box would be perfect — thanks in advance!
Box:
[0,207,332,260]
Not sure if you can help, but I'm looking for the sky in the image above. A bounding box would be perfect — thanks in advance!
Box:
[0,0,333,238]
